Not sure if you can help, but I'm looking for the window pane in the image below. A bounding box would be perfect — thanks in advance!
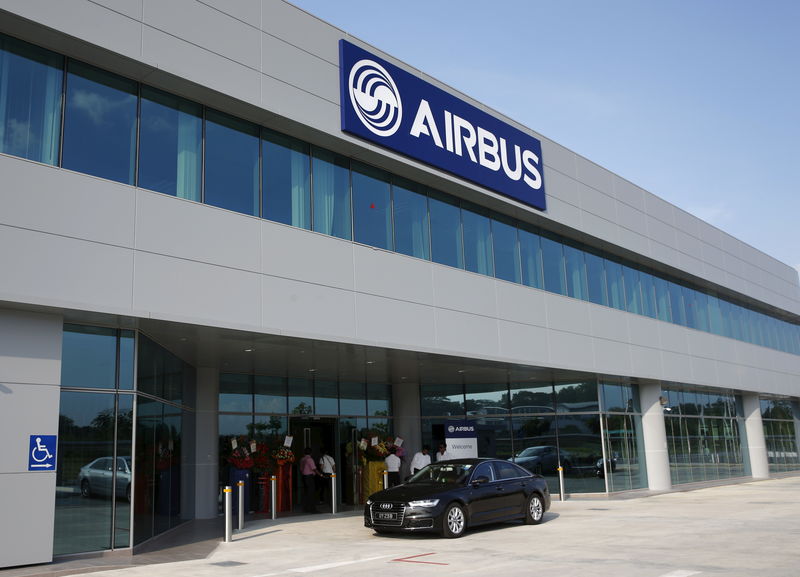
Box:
[640,271,657,318]
[554,381,598,412]
[204,109,259,216]
[564,244,587,300]
[421,383,463,417]
[540,235,566,295]
[510,383,554,414]
[312,147,351,240]
[339,381,366,416]
[288,377,314,415]
[63,60,137,184]
[585,251,608,306]
[0,33,62,164]
[669,282,687,326]
[519,227,544,289]
[118,330,135,390]
[392,178,430,259]
[654,276,672,322]
[367,383,391,416]
[61,325,118,389]
[138,86,201,200]
[263,129,310,228]
[622,266,642,315]
[352,162,392,250]
[465,383,508,415]
[462,205,494,276]
[219,374,252,413]
[605,259,625,311]
[492,217,520,283]
[254,375,287,414]
[429,192,463,268]
[314,379,338,415]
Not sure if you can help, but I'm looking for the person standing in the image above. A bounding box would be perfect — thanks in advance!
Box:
[318,447,336,504]
[299,447,321,513]
[384,447,401,488]
[435,442,452,461]
[410,444,431,475]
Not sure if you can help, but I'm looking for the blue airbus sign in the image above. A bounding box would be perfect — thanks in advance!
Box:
[339,40,546,211]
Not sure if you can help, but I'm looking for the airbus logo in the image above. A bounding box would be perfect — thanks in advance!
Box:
[348,59,402,137]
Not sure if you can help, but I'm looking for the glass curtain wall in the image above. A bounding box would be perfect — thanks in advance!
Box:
[2,31,798,356]
[420,378,646,495]
[662,386,745,485]
[55,325,135,555]
[760,398,800,473]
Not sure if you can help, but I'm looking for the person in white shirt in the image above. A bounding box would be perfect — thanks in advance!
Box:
[317,447,336,504]
[384,447,402,487]
[410,445,431,475]
[435,443,452,462]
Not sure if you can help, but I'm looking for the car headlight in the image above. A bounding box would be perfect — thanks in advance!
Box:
[366,499,372,505]
[408,499,439,508]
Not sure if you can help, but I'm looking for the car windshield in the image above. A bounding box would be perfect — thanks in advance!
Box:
[407,463,474,485]
[517,446,547,457]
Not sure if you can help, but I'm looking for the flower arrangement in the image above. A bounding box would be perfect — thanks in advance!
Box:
[272,447,295,466]
[251,442,271,474]
[227,436,256,469]
[362,435,405,462]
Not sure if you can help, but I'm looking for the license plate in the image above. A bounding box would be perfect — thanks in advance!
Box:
[376,512,396,520]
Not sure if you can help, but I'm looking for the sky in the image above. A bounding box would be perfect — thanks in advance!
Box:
[288,0,799,276]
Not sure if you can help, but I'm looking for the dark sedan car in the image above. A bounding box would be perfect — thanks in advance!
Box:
[364,458,550,538]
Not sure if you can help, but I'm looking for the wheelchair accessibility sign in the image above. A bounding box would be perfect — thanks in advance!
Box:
[28,435,57,470]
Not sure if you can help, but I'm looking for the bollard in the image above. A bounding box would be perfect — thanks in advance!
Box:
[224,486,232,542]
[237,480,245,531]
[331,473,337,515]
[557,466,565,502]
[270,475,277,520]
[383,470,388,490]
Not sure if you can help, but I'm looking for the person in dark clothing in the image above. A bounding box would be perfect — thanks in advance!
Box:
[299,447,321,513]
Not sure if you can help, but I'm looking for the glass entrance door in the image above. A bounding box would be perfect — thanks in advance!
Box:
[289,417,337,513]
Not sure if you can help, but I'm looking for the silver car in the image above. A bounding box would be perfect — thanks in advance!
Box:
[78,456,132,502]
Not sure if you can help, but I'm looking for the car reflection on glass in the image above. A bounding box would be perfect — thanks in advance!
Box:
[364,458,550,538]
[509,445,571,475]
[78,457,132,502]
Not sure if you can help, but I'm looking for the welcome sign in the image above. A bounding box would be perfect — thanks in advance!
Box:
[339,40,547,211]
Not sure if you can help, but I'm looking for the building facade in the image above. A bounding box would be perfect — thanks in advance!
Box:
[0,0,798,568]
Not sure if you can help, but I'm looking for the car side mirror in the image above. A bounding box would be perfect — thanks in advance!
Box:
[471,475,490,486]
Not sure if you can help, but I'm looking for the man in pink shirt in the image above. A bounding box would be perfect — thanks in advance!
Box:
[299,447,322,513]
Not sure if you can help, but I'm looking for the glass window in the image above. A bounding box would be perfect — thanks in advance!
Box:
[708,294,724,335]
[585,251,608,306]
[421,383,464,417]
[63,60,137,184]
[509,383,554,414]
[314,379,338,415]
[465,383,509,415]
[138,86,202,200]
[683,286,698,329]
[563,244,588,300]
[312,147,351,240]
[263,129,310,228]
[352,162,392,250]
[639,271,657,318]
[219,374,252,413]
[519,227,544,289]
[339,381,366,416]
[118,330,135,391]
[669,282,687,326]
[695,291,710,332]
[491,217,520,283]
[540,235,566,295]
[429,192,463,268]
[288,377,314,415]
[622,266,642,315]
[462,204,494,276]
[554,381,599,412]
[204,109,259,216]
[0,33,63,165]
[653,276,672,322]
[605,258,625,311]
[254,375,287,414]
[61,325,118,389]
[392,178,430,260]
[367,383,391,417]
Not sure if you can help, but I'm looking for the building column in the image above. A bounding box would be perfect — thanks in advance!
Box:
[392,381,421,480]
[0,309,63,568]
[194,367,219,518]
[639,382,672,491]
[741,393,770,479]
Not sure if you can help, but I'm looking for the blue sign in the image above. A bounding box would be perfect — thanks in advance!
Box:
[340,40,546,211]
[445,421,476,439]
[28,435,57,471]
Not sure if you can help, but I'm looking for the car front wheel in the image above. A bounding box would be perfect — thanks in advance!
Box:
[525,493,544,525]
[80,479,91,498]
[441,503,466,538]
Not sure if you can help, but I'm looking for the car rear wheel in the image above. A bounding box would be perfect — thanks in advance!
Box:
[441,503,466,538]
[80,479,91,498]
[525,493,544,525]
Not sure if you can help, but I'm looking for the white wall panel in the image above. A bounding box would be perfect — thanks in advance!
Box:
[495,282,547,327]
[629,344,663,379]
[497,320,550,364]
[589,305,630,343]
[434,308,499,358]
[545,294,591,336]
[261,32,338,102]
[133,251,261,328]
[432,267,497,318]
[354,293,435,349]
[592,338,633,376]
[137,191,261,272]
[547,330,594,371]
[353,245,434,305]
[575,156,612,195]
